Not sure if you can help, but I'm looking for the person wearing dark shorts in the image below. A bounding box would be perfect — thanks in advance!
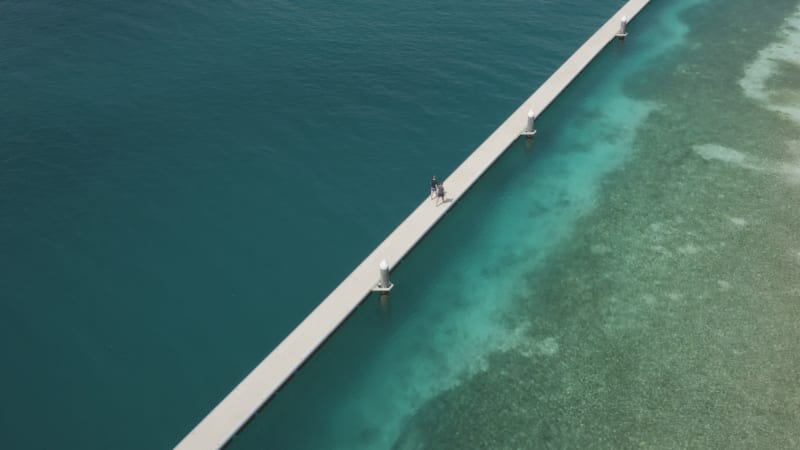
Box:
[430,175,438,200]
[436,183,445,205]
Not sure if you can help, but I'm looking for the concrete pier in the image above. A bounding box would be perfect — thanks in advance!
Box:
[176,1,650,448]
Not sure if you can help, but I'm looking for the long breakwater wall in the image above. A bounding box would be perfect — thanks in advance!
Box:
[177,0,651,448]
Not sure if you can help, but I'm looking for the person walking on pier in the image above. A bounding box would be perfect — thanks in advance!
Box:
[430,175,438,200]
[435,183,445,206]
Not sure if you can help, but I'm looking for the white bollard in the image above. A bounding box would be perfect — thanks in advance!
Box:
[526,110,535,133]
[616,15,628,39]
[372,259,393,292]
[521,110,537,137]
[379,259,391,288]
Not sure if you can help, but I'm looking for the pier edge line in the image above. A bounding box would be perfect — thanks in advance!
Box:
[176,1,650,448]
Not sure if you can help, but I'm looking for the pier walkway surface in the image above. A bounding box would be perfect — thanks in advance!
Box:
[177,0,650,448]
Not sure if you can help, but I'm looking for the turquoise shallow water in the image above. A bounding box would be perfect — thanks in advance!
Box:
[0,0,625,448]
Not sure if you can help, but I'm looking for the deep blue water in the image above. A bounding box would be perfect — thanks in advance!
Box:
[0,0,627,448]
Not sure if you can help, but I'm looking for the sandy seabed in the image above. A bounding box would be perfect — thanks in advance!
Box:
[395,0,800,448]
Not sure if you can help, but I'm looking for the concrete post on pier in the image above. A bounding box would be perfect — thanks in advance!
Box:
[616,15,628,40]
[372,259,394,292]
[521,110,537,138]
